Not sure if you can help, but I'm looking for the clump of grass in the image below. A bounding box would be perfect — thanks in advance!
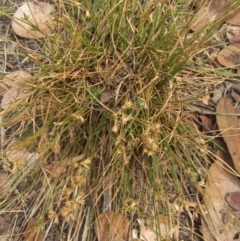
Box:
[0,0,221,240]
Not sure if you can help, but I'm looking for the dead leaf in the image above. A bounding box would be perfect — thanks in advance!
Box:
[201,158,240,241]
[0,173,9,195]
[226,191,240,211]
[1,87,32,110]
[138,219,157,241]
[0,80,8,95]
[217,45,240,69]
[131,229,139,239]
[191,6,219,32]
[216,96,240,174]
[12,2,55,39]
[201,94,210,105]
[23,218,44,241]
[100,92,113,104]
[199,114,213,132]
[212,86,225,104]
[44,161,66,178]
[6,149,39,174]
[138,215,170,241]
[1,71,33,109]
[192,0,206,8]
[226,25,240,44]
[217,144,235,169]
[225,8,240,26]
[95,211,129,241]
[3,71,32,88]
[232,83,240,94]
[168,193,178,201]
[191,0,236,31]
[231,89,240,102]
[44,155,84,178]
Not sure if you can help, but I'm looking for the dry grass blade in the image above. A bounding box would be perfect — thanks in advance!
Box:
[216,96,240,174]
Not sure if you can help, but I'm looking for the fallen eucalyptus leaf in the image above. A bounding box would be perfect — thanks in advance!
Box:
[226,25,240,44]
[44,161,66,178]
[23,218,44,241]
[201,156,240,241]
[217,45,240,69]
[231,89,240,102]
[201,94,210,105]
[1,88,21,110]
[225,8,240,26]
[216,96,240,174]
[191,0,236,31]
[232,83,240,93]
[95,211,129,241]
[138,215,170,241]
[226,191,240,211]
[12,2,55,39]
[3,70,32,88]
[199,114,213,132]
[191,6,219,31]
[6,149,38,174]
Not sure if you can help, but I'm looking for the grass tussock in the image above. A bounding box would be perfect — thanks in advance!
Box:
[0,0,221,240]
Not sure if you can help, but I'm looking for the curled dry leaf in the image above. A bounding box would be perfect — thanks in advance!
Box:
[226,25,240,44]
[12,2,55,39]
[226,191,240,211]
[95,211,129,241]
[217,45,240,69]
[201,157,240,241]
[216,96,240,174]
[23,218,44,241]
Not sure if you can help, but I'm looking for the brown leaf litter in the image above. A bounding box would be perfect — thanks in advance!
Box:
[226,191,240,211]
[137,215,171,241]
[201,152,240,241]
[95,211,129,241]
[217,45,240,69]
[191,0,240,32]
[23,218,44,241]
[216,95,240,174]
